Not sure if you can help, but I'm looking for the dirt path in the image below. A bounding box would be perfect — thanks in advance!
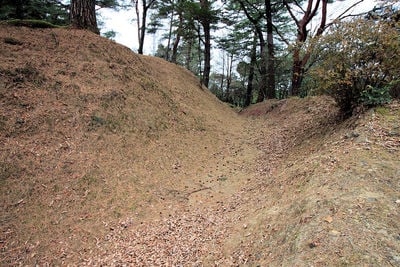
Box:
[79,114,262,265]
[83,98,400,266]
[78,97,333,265]
[2,94,399,266]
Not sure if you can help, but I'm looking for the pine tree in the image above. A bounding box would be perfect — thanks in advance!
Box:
[70,0,99,33]
[0,0,69,25]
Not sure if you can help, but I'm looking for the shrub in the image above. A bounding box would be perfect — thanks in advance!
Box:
[360,85,392,107]
[307,18,400,116]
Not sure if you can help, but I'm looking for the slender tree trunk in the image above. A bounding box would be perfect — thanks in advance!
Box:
[165,6,175,61]
[202,26,211,87]
[220,53,225,96]
[265,0,275,99]
[135,0,155,55]
[197,25,203,81]
[185,37,193,70]
[256,30,267,103]
[238,0,270,102]
[226,53,233,102]
[71,0,99,34]
[138,0,148,54]
[237,0,266,102]
[200,0,211,88]
[171,13,183,63]
[245,32,257,107]
[134,0,140,48]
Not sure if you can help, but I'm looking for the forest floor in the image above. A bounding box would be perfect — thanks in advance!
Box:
[1,25,399,266]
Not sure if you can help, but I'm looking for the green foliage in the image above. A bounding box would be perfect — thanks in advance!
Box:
[307,18,400,116]
[102,30,117,40]
[0,0,69,26]
[3,19,58,28]
[96,0,120,9]
[360,85,391,107]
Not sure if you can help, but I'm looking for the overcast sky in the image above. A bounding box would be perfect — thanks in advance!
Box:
[98,0,379,55]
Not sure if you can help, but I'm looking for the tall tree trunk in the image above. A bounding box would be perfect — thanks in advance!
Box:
[256,29,267,103]
[245,32,257,107]
[171,13,183,63]
[135,0,155,55]
[197,25,203,81]
[220,53,225,97]
[265,0,275,99]
[137,0,148,54]
[238,0,267,102]
[70,0,99,34]
[226,53,233,102]
[165,5,175,61]
[200,0,211,88]
[185,37,193,70]
[290,16,309,95]
[202,26,211,88]
[291,46,304,96]
[285,0,327,95]
[134,0,140,49]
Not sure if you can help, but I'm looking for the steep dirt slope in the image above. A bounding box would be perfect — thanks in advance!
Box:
[229,98,400,266]
[0,25,244,264]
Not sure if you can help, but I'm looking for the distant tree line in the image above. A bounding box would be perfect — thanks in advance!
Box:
[1,0,399,116]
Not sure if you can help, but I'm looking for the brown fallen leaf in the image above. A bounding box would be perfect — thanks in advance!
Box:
[323,215,333,223]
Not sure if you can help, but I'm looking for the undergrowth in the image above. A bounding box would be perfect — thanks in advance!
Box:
[2,19,59,28]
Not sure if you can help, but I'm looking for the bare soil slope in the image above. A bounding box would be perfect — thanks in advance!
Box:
[232,98,400,266]
[0,25,244,264]
[1,25,399,266]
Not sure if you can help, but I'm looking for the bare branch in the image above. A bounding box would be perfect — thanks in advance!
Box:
[283,0,300,27]
[293,0,306,13]
[272,24,290,46]
[324,0,371,30]
[336,0,365,21]
[325,11,369,28]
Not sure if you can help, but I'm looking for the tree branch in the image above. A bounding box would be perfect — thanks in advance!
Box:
[145,0,156,10]
[238,0,261,26]
[316,0,327,36]
[243,0,263,15]
[293,0,306,13]
[283,0,300,27]
[336,0,364,21]
[272,24,290,46]
[305,0,321,26]
[324,0,368,30]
